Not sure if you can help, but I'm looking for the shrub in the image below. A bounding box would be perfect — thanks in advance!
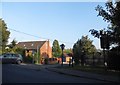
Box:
[107,47,120,71]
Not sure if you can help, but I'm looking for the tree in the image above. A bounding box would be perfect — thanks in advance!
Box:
[73,35,96,65]
[8,39,17,51]
[10,39,17,48]
[80,36,96,55]
[73,39,82,65]
[89,1,120,47]
[52,40,62,57]
[5,39,17,53]
[89,1,120,70]
[0,19,10,54]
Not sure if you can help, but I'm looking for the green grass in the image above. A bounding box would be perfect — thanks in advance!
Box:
[59,65,120,77]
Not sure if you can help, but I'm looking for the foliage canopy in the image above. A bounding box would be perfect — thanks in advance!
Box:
[0,19,10,54]
[52,39,62,57]
[73,35,96,65]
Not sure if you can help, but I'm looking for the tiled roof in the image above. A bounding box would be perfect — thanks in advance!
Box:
[16,41,46,50]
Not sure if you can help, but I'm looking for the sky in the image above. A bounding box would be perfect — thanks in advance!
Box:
[1,1,109,49]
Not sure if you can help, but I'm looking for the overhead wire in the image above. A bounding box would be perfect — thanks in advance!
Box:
[8,28,74,46]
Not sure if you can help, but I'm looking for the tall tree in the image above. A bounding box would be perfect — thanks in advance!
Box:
[52,40,62,57]
[0,19,10,53]
[81,36,96,55]
[73,39,82,65]
[89,1,120,70]
[89,1,120,47]
[73,35,96,65]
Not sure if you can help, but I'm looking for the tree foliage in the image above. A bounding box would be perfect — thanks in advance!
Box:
[8,39,17,49]
[73,35,96,65]
[0,19,10,53]
[11,39,17,48]
[64,49,72,54]
[89,1,120,70]
[89,1,120,46]
[4,39,17,53]
[52,39,62,57]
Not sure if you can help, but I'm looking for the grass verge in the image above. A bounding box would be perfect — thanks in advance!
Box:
[58,65,120,77]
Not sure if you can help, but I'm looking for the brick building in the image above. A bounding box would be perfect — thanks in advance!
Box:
[16,40,52,64]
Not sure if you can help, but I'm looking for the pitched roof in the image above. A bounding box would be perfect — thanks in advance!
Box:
[16,41,46,50]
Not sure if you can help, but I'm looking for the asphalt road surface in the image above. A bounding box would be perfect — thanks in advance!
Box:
[2,64,109,83]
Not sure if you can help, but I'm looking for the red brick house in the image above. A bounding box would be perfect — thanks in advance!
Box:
[16,40,52,64]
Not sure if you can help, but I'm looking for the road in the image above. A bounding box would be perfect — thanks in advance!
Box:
[2,64,109,83]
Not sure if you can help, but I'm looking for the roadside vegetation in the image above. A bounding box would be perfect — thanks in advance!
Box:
[89,1,120,71]
[72,1,120,71]
[57,65,120,77]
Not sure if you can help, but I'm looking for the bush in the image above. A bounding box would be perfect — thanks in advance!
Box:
[23,55,33,63]
[107,47,120,71]
[44,58,48,64]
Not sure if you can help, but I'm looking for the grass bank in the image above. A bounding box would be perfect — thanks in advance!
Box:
[57,65,120,77]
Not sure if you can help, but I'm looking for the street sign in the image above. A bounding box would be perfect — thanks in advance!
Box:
[100,34,110,49]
